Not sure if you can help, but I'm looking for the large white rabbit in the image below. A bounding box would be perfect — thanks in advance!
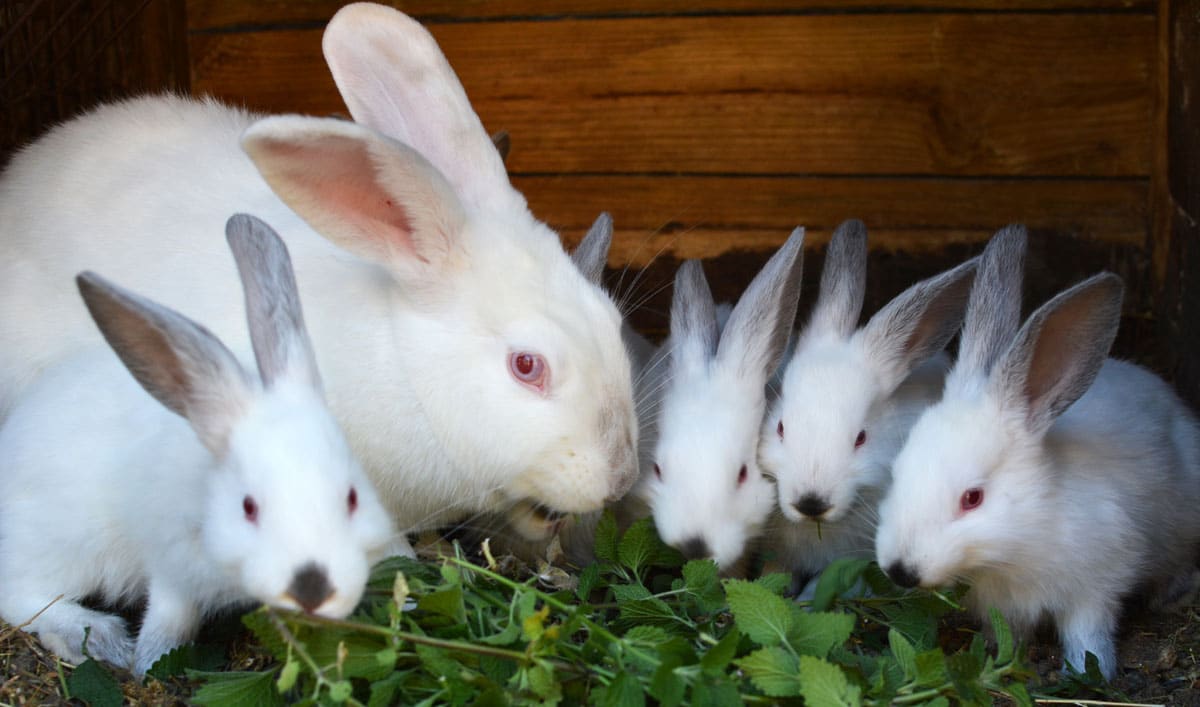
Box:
[640,228,806,570]
[0,4,638,551]
[760,219,976,590]
[0,214,393,676]
[875,226,1200,678]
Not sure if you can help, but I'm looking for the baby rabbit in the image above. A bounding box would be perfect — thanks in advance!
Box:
[875,225,1200,678]
[760,219,976,591]
[639,228,806,571]
[0,214,392,676]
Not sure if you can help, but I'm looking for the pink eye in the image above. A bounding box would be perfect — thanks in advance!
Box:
[737,464,748,486]
[509,352,548,392]
[243,496,258,524]
[777,420,784,439]
[854,430,867,449]
[347,486,358,515]
[653,463,662,480]
[960,487,984,512]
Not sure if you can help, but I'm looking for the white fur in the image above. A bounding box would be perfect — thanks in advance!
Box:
[0,4,636,542]
[0,216,393,676]
[876,228,1200,679]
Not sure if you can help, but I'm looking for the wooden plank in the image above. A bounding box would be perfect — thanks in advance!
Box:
[524,176,1147,265]
[187,0,1154,31]
[189,14,1154,176]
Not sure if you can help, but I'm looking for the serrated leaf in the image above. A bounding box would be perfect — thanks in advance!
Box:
[478,616,522,646]
[418,584,467,623]
[598,671,645,707]
[594,511,620,563]
[753,572,791,595]
[189,669,285,707]
[689,677,742,707]
[66,659,122,707]
[946,651,985,702]
[241,611,288,660]
[787,610,855,657]
[736,647,802,697]
[527,660,560,701]
[275,657,300,693]
[146,642,226,679]
[989,607,1014,664]
[617,518,658,574]
[810,557,873,611]
[914,648,948,687]
[699,626,741,675]
[366,671,407,707]
[797,655,862,706]
[881,602,938,649]
[649,665,686,707]
[682,560,724,612]
[328,680,353,703]
[724,579,793,646]
[888,629,917,680]
[611,583,652,602]
[576,563,602,600]
[617,597,677,627]
[624,625,671,646]
[1005,681,1033,707]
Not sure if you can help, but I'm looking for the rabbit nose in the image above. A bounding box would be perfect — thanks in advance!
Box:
[885,561,921,589]
[794,493,832,519]
[287,562,334,613]
[678,537,711,561]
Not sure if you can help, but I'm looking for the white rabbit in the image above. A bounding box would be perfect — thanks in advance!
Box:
[875,225,1200,679]
[639,228,806,571]
[0,214,393,676]
[760,219,976,590]
[0,4,637,551]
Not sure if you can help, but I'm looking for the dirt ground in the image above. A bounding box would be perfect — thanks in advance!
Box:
[2,596,1198,705]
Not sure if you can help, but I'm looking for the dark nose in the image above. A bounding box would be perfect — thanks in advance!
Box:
[794,493,832,519]
[678,537,711,560]
[287,562,334,613]
[885,561,921,589]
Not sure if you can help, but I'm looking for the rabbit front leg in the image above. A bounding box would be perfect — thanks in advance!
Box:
[12,595,133,669]
[132,581,201,677]
[1057,599,1119,679]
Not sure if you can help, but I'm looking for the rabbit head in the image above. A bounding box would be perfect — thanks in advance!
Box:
[645,229,805,570]
[78,214,393,617]
[762,220,977,524]
[236,4,639,519]
[876,226,1124,590]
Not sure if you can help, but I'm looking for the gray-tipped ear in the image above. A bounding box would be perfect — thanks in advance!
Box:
[571,212,613,286]
[717,226,806,383]
[805,219,867,341]
[954,225,1027,382]
[993,273,1123,436]
[226,214,323,393]
[669,259,719,373]
[77,271,252,455]
[859,257,978,392]
[491,130,511,163]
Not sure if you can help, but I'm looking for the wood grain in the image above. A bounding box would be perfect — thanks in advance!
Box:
[187,0,1153,31]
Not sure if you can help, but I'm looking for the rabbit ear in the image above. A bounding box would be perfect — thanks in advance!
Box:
[716,227,806,384]
[322,3,519,215]
[992,273,1123,436]
[572,213,613,286]
[952,225,1027,385]
[76,271,253,456]
[669,260,719,374]
[225,213,322,393]
[805,219,867,340]
[858,257,978,392]
[242,116,467,286]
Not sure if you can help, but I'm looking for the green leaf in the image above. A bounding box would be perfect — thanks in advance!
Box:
[417,584,467,623]
[649,665,686,707]
[617,597,677,627]
[945,651,985,703]
[146,642,226,679]
[989,607,1014,664]
[527,660,561,701]
[788,610,855,657]
[275,657,300,693]
[1005,681,1034,707]
[625,625,671,646]
[810,557,873,612]
[699,626,741,675]
[888,628,917,681]
[736,647,802,697]
[914,648,948,687]
[881,602,939,649]
[753,572,792,595]
[724,579,792,646]
[328,680,354,703]
[65,659,122,707]
[477,616,522,646]
[598,671,645,707]
[576,562,602,600]
[689,677,742,707]
[189,670,285,707]
[367,671,407,707]
[611,583,652,602]
[682,560,724,612]
[617,518,658,574]
[594,510,620,563]
[797,655,862,707]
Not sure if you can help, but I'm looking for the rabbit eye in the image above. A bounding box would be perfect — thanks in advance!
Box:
[776,420,784,439]
[509,351,548,392]
[737,464,748,486]
[960,487,984,512]
[653,463,662,480]
[243,495,258,524]
[347,486,358,515]
[854,430,867,449]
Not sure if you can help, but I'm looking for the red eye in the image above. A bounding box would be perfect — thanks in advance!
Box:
[960,487,984,512]
[243,496,258,524]
[737,465,748,486]
[509,352,548,392]
[347,486,358,515]
[854,430,867,449]
[777,420,784,439]
[653,463,662,480]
